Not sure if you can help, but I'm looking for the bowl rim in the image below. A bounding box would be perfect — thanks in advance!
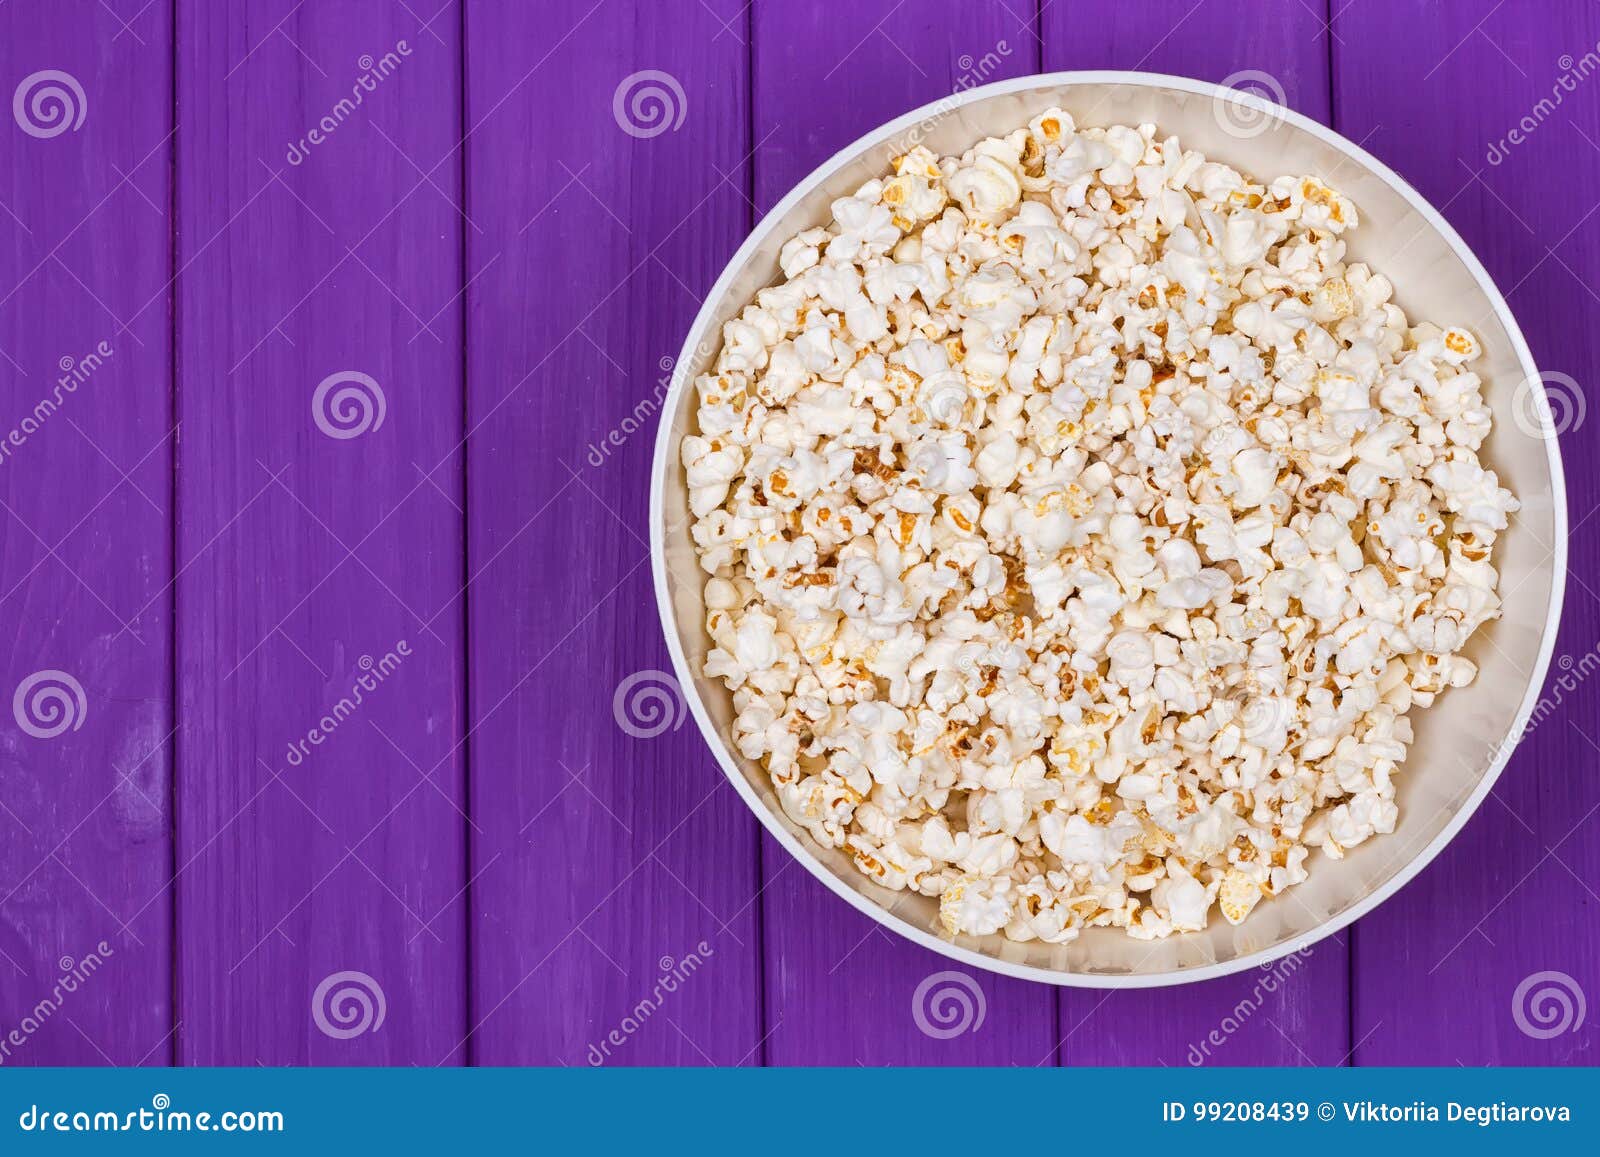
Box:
[649,69,1570,987]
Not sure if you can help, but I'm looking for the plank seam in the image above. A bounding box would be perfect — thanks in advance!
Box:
[167,0,182,1069]
[459,0,476,1070]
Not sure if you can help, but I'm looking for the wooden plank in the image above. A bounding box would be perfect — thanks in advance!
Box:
[1336,0,1600,1065]
[175,0,466,1065]
[0,0,174,1066]
[463,0,762,1065]
[1040,0,1350,1066]
[753,0,1063,1066]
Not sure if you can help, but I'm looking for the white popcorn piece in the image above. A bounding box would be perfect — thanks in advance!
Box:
[682,114,1515,943]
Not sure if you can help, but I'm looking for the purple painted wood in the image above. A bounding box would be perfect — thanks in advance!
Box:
[463,0,761,1066]
[175,0,466,1064]
[752,0,1063,1066]
[1336,0,1600,1066]
[1039,0,1351,1066]
[0,0,174,1067]
[0,0,1596,1070]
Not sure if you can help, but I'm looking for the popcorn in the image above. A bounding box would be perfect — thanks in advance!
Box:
[947,140,1024,222]
[683,112,1518,942]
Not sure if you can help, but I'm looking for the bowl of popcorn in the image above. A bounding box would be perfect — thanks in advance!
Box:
[651,72,1567,985]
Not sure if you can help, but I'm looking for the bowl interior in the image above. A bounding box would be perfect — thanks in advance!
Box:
[654,76,1563,983]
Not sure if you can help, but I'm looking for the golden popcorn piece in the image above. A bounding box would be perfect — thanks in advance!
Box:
[681,113,1516,944]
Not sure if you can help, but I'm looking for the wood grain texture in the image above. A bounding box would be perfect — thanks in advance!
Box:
[1335,0,1600,1066]
[1040,0,1350,1066]
[0,0,174,1067]
[753,0,1064,1066]
[0,0,1593,1069]
[463,0,762,1066]
[174,0,466,1065]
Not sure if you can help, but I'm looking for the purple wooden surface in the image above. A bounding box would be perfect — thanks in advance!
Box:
[0,0,173,1066]
[0,0,1595,1068]
[1040,0,1352,1067]
[1337,0,1600,1066]
[463,0,761,1066]
[175,1,466,1064]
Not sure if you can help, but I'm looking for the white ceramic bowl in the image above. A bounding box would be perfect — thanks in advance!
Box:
[651,72,1568,986]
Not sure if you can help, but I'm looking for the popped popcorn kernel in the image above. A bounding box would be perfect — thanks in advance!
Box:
[683,114,1517,942]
